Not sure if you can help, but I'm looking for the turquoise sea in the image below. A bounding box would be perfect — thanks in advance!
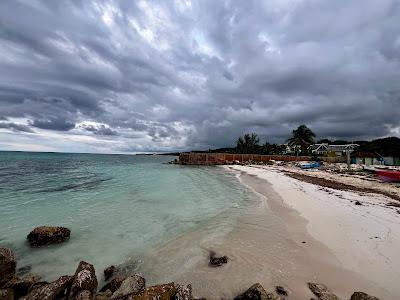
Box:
[0,151,255,281]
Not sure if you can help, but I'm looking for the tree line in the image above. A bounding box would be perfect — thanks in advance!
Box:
[235,125,316,155]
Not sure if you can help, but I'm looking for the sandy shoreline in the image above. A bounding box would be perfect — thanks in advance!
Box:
[230,165,400,299]
[132,165,399,299]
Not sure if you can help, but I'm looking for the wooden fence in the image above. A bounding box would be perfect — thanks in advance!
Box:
[179,152,346,165]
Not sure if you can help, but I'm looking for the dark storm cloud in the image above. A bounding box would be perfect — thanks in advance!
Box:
[0,122,35,133]
[0,0,399,152]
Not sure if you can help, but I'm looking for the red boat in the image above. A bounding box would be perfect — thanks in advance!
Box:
[376,169,400,182]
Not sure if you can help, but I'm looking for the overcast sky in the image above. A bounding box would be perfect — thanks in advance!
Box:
[0,0,399,153]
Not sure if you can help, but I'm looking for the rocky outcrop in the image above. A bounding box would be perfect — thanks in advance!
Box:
[100,276,126,293]
[234,283,278,300]
[74,289,93,300]
[110,274,145,300]
[350,292,380,300]
[175,284,194,300]
[0,289,14,300]
[27,226,71,247]
[95,290,113,300]
[104,266,116,281]
[131,282,176,300]
[275,286,288,296]
[69,261,98,299]
[3,273,40,299]
[308,283,340,300]
[0,248,16,286]
[209,251,228,267]
[25,275,73,300]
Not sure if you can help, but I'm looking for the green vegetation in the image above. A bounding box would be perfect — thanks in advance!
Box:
[286,125,316,155]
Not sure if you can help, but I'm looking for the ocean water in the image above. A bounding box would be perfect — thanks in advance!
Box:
[0,151,255,281]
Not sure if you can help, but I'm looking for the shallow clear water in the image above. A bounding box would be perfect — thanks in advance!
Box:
[0,151,255,280]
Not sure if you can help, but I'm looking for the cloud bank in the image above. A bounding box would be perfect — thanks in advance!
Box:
[0,0,399,153]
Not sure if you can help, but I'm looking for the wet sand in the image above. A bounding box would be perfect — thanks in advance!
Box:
[137,166,396,299]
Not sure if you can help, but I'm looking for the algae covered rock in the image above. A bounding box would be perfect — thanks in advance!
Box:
[27,226,70,247]
[0,247,16,286]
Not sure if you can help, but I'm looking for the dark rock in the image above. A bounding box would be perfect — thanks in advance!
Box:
[175,284,193,300]
[4,274,40,299]
[355,201,362,206]
[17,266,32,277]
[110,274,145,300]
[100,276,126,293]
[0,248,16,286]
[69,261,98,299]
[209,251,228,267]
[26,275,73,300]
[275,286,288,296]
[95,290,112,300]
[234,283,278,300]
[74,289,93,300]
[27,226,70,247]
[0,289,14,300]
[104,266,116,281]
[307,283,340,300]
[129,282,176,300]
[350,292,380,300]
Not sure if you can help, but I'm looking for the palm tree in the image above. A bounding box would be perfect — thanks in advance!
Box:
[236,133,260,154]
[287,125,316,155]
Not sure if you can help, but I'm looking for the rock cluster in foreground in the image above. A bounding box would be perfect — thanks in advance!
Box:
[0,247,381,300]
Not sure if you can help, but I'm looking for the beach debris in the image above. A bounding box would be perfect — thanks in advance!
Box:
[3,273,41,299]
[27,226,71,247]
[25,275,73,300]
[110,274,146,299]
[234,283,278,300]
[69,261,98,299]
[275,286,288,296]
[104,265,116,281]
[350,292,380,300]
[209,251,228,267]
[100,276,126,293]
[307,283,340,300]
[0,248,16,286]
[0,288,14,300]
[175,283,194,300]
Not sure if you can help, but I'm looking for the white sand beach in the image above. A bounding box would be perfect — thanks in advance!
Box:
[229,165,400,299]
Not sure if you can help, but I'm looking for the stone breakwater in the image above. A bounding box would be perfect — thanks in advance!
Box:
[0,246,381,300]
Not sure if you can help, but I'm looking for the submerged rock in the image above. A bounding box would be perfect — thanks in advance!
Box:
[234,283,278,300]
[275,286,288,296]
[27,226,71,247]
[209,251,228,267]
[104,265,116,281]
[110,274,145,300]
[100,276,126,293]
[69,261,98,299]
[350,292,380,300]
[26,275,73,300]
[307,283,340,300]
[0,247,16,286]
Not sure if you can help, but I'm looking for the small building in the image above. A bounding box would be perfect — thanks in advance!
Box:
[310,143,359,156]
[351,152,383,166]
